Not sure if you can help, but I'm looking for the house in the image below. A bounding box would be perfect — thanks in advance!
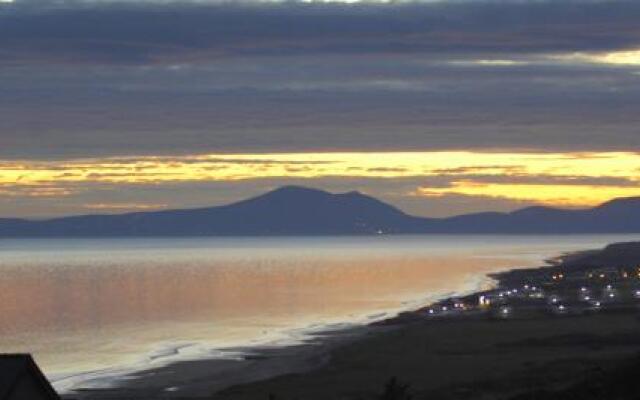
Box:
[0,354,60,400]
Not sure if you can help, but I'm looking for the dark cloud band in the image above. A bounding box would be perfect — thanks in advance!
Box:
[2,0,640,64]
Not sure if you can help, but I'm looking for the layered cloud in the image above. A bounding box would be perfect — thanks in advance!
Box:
[2,151,639,217]
[2,0,640,216]
[2,0,640,64]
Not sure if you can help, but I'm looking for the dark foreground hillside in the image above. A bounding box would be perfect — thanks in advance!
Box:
[509,354,640,400]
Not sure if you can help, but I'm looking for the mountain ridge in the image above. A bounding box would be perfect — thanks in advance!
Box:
[1,186,639,236]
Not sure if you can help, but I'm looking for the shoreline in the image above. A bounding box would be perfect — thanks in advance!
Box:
[63,312,395,399]
[61,268,500,398]
[211,241,640,400]
[61,257,549,399]
[64,240,640,399]
[61,281,495,399]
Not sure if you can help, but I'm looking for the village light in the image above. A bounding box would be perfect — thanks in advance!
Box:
[498,306,512,317]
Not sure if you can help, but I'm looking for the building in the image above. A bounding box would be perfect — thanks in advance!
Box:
[0,354,59,400]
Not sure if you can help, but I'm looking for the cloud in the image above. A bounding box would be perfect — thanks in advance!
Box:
[4,150,638,185]
[1,150,639,217]
[2,0,640,219]
[448,59,531,67]
[2,1,640,160]
[417,181,640,208]
[82,202,167,210]
[2,1,640,65]
[552,49,640,66]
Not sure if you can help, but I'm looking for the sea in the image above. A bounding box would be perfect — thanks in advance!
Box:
[0,234,636,393]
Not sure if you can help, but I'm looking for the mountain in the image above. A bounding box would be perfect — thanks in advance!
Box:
[423,197,640,234]
[0,186,431,237]
[1,186,640,237]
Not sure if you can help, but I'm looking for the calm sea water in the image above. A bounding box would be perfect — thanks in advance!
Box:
[0,235,636,391]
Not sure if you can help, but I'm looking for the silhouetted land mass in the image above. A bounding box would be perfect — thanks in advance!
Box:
[491,241,640,286]
[2,186,640,236]
[564,241,640,268]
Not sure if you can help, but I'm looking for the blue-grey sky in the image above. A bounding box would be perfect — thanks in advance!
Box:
[1,0,639,218]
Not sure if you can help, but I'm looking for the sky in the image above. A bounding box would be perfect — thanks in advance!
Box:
[1,0,639,218]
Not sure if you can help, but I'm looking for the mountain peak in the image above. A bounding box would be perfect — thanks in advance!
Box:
[337,190,366,198]
[510,205,557,216]
[597,197,640,210]
[262,186,372,202]
[270,186,369,194]
[267,185,329,196]
[248,186,332,203]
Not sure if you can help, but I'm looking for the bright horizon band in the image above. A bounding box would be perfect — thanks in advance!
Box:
[2,151,639,212]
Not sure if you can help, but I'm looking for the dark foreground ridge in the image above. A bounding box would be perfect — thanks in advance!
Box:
[2,186,640,236]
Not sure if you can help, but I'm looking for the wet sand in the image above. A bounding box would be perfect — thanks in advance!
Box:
[65,325,383,399]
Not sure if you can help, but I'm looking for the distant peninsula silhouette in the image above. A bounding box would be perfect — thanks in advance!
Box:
[2,186,640,237]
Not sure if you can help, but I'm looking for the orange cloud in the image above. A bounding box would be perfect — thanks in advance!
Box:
[83,203,168,211]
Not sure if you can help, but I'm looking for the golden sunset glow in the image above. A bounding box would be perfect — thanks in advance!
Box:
[418,182,640,207]
[1,151,639,209]
[2,151,639,184]
[83,203,168,210]
[556,49,640,66]
[592,50,640,66]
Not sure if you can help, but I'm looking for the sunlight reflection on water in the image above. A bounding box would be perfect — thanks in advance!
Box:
[0,234,636,384]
